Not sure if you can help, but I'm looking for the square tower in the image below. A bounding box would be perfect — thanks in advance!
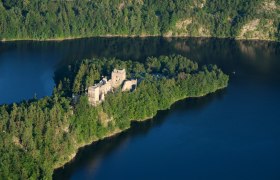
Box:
[88,86,100,106]
[111,69,126,88]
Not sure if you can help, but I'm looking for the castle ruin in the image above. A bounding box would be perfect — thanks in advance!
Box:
[88,69,137,106]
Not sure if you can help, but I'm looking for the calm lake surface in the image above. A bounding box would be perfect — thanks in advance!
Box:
[1,38,280,180]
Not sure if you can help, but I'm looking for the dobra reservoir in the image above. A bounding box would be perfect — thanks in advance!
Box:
[1,38,280,180]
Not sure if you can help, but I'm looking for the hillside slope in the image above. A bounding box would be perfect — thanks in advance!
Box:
[0,0,279,41]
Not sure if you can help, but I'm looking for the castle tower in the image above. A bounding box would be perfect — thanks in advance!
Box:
[111,69,126,88]
[88,86,100,106]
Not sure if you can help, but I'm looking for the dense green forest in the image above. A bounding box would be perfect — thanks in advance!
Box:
[0,55,228,179]
[0,0,280,41]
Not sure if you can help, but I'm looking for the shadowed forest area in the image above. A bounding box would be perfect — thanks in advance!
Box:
[0,0,279,41]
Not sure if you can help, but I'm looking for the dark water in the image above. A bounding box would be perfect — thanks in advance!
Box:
[1,38,280,180]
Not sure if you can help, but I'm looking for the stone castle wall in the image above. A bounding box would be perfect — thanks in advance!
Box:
[122,79,137,92]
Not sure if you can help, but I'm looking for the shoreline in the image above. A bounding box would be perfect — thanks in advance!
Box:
[53,86,227,174]
[1,34,278,43]
[53,128,125,169]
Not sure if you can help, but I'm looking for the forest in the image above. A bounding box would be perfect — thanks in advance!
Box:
[0,0,279,41]
[0,55,229,179]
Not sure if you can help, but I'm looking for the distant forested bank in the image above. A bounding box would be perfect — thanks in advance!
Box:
[0,55,228,179]
[0,0,280,41]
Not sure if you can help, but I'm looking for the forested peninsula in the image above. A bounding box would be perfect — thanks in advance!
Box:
[0,55,229,179]
[0,0,280,41]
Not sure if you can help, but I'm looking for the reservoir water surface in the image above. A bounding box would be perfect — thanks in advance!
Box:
[0,38,280,180]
